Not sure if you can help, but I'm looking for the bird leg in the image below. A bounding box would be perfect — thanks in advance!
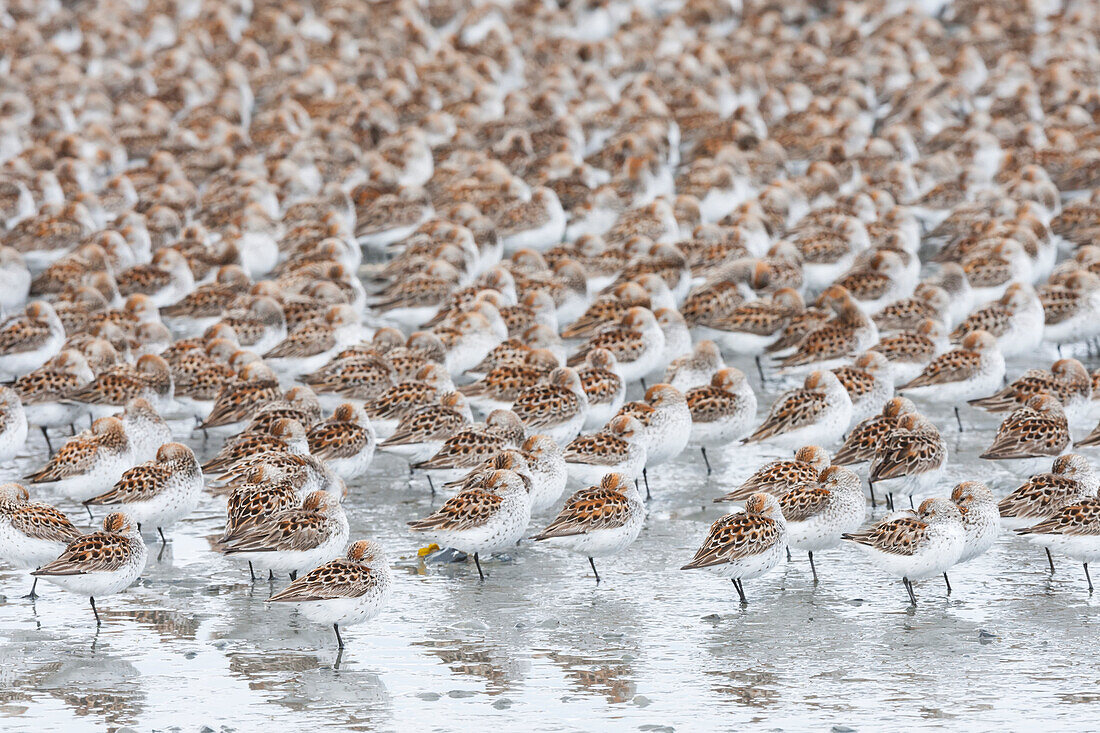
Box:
[808,551,818,584]
[333,623,345,649]
[158,527,168,546]
[642,468,651,500]
[90,597,101,627]
[1086,563,1094,593]
[248,562,256,582]
[701,447,712,475]
[954,406,964,433]
[732,578,747,605]
[474,552,485,580]
[904,577,917,605]
[1046,548,1055,574]
[24,577,38,600]
[943,572,952,594]
[589,556,601,584]
[40,426,53,455]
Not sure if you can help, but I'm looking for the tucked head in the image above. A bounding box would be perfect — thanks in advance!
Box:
[645,383,685,406]
[951,481,994,509]
[804,370,840,390]
[918,497,962,522]
[794,445,831,470]
[0,483,30,503]
[346,539,386,564]
[960,330,997,353]
[102,512,137,534]
[1026,394,1063,414]
[1052,453,1091,477]
[156,442,195,463]
[302,490,340,512]
[882,396,917,418]
[744,492,783,519]
[607,415,644,441]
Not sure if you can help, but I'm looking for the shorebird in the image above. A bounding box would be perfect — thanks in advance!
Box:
[682,493,788,605]
[33,513,148,626]
[267,540,393,650]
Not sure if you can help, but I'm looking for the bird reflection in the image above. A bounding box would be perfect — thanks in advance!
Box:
[705,668,780,708]
[411,636,528,694]
[544,651,637,703]
[31,656,146,728]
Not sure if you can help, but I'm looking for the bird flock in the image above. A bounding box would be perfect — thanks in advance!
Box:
[1,0,1100,654]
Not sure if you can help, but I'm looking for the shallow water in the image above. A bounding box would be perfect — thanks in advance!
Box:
[2,348,1099,732]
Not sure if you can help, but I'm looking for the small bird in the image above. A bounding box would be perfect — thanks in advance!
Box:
[715,445,831,503]
[264,304,368,376]
[532,472,646,583]
[567,307,667,385]
[663,339,725,392]
[203,418,310,475]
[220,491,350,580]
[868,318,948,386]
[306,404,378,481]
[681,493,788,605]
[899,330,1006,431]
[685,368,757,474]
[65,353,174,421]
[83,443,203,544]
[0,482,82,598]
[971,359,1091,416]
[457,348,559,415]
[24,416,134,501]
[32,512,148,626]
[413,409,527,487]
[833,397,918,466]
[1016,497,1100,593]
[615,384,692,482]
[744,370,852,450]
[563,415,648,487]
[778,466,866,583]
[117,397,172,463]
[980,395,1070,461]
[378,392,473,466]
[363,363,455,440]
[843,498,966,605]
[267,539,394,650]
[407,468,532,580]
[869,414,948,511]
[519,434,568,512]
[116,248,194,307]
[832,351,895,425]
[777,286,878,372]
[998,454,1098,572]
[577,348,625,430]
[949,283,1044,358]
[951,481,999,565]
[0,301,66,380]
[509,367,589,446]
[11,349,94,452]
[200,362,282,430]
